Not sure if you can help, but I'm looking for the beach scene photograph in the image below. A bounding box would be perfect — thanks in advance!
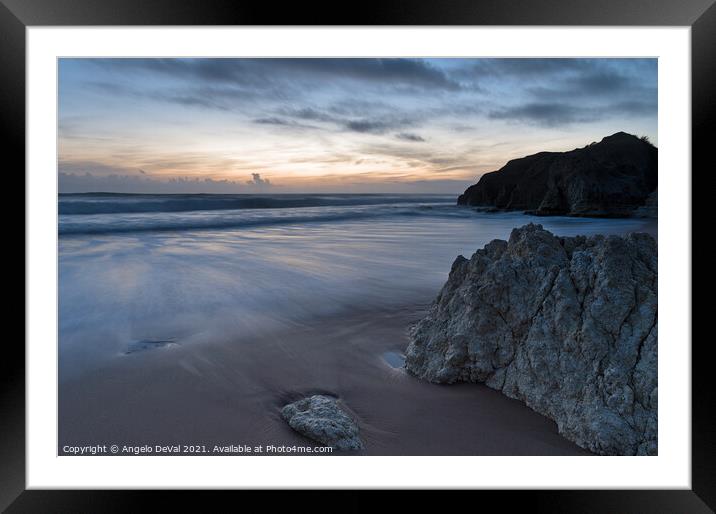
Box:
[58,57,657,456]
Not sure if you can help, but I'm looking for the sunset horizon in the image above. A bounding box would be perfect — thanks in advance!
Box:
[59,58,657,194]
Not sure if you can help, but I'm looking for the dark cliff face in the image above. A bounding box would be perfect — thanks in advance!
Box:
[457,132,657,217]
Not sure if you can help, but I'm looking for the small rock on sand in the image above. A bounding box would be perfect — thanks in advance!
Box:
[281,395,364,450]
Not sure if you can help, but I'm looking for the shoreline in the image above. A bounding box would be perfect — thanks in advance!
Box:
[59,303,592,456]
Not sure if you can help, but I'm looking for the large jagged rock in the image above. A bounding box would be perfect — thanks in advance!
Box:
[457,132,657,217]
[405,224,657,455]
[281,395,364,450]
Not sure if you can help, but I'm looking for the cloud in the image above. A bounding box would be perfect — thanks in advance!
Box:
[58,159,144,177]
[247,173,271,186]
[567,70,633,95]
[84,80,268,112]
[527,73,655,103]
[72,58,656,131]
[358,142,480,173]
[395,132,426,142]
[156,92,232,111]
[84,58,462,92]
[252,117,317,130]
[253,117,292,125]
[610,100,658,116]
[460,58,653,81]
[276,58,461,90]
[87,58,255,86]
[463,58,596,78]
[344,119,397,134]
[488,97,657,127]
[488,103,597,126]
[261,105,421,135]
[462,59,657,122]
[278,107,338,123]
[70,58,463,121]
[59,172,275,194]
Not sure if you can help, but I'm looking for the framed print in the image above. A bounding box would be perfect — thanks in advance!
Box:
[5,0,712,510]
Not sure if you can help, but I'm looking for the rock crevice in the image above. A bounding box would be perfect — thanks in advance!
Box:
[405,224,657,455]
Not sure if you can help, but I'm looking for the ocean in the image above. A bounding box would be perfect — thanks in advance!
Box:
[58,193,655,376]
[58,193,655,455]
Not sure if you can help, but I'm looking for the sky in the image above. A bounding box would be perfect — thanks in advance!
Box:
[58,58,657,194]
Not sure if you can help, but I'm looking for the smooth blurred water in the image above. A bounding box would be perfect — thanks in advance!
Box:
[58,195,655,379]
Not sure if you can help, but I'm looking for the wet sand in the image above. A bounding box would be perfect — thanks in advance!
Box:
[59,304,591,456]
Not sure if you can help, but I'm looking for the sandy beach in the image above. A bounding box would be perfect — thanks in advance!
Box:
[59,304,592,456]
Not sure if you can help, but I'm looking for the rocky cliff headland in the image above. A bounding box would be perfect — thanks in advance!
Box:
[457,132,657,218]
[405,224,657,455]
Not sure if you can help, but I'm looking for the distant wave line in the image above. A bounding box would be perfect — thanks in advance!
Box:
[58,194,455,215]
[58,205,476,236]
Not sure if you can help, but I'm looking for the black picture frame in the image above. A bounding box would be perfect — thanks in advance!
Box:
[4,0,711,510]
